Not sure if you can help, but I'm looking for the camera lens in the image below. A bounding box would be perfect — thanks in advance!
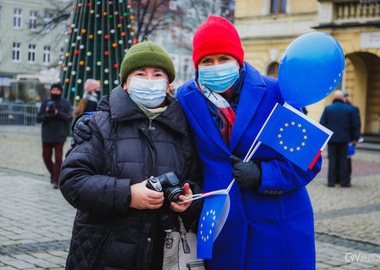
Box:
[165,186,185,203]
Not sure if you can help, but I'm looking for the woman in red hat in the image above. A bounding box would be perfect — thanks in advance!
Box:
[177,15,322,270]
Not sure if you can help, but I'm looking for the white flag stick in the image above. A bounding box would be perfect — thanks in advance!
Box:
[182,104,281,202]
[226,104,281,192]
[177,189,228,204]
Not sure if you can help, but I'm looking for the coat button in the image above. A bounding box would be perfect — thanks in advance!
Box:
[264,189,268,194]
[269,190,273,194]
[279,191,283,195]
[273,191,278,195]
[147,238,151,243]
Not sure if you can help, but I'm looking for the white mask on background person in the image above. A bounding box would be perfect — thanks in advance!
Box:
[128,77,167,108]
[83,91,99,103]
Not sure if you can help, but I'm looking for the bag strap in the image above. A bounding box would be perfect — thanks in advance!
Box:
[178,216,191,254]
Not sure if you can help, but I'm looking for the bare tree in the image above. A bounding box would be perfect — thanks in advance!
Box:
[32,0,174,43]
[31,0,235,45]
[131,0,177,42]
[35,0,72,35]
[170,0,235,53]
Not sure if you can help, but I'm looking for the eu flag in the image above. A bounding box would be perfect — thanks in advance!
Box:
[197,193,230,259]
[258,103,333,170]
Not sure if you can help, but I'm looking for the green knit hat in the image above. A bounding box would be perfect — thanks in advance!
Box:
[120,38,175,84]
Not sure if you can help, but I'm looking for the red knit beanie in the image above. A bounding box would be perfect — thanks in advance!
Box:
[192,15,244,70]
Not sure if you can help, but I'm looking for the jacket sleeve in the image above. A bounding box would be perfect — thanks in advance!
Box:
[59,114,132,216]
[36,101,47,123]
[320,109,327,126]
[351,106,361,141]
[56,100,73,123]
[258,153,322,195]
[179,149,204,230]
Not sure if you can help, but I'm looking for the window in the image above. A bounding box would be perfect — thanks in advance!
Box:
[43,46,51,64]
[270,0,286,13]
[28,44,36,63]
[267,62,279,78]
[44,12,52,32]
[12,43,21,61]
[29,10,37,30]
[13,8,22,28]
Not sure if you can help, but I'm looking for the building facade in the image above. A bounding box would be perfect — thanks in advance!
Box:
[235,0,380,135]
[0,0,69,103]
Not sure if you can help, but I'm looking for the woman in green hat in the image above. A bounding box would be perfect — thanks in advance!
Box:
[59,39,203,270]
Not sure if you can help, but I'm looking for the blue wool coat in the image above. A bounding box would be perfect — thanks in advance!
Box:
[177,62,321,270]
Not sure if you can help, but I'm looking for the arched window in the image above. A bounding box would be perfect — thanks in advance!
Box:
[267,62,279,78]
[271,0,287,13]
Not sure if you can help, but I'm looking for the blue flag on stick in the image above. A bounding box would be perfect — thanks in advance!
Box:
[257,103,333,170]
[197,192,230,259]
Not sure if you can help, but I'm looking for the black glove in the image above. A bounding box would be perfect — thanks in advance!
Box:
[230,155,261,189]
[71,114,92,146]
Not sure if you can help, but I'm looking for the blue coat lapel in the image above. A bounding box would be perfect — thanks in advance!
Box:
[230,65,266,152]
[183,85,231,155]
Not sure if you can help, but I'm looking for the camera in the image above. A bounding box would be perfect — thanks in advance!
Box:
[146,171,185,203]
[46,101,56,115]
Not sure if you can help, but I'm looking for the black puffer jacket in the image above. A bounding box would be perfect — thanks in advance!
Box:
[60,86,203,270]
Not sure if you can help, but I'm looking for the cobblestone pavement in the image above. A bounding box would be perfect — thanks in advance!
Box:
[0,126,379,269]
[0,171,73,269]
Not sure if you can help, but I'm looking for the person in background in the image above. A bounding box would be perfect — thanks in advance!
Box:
[37,83,72,189]
[320,90,359,187]
[176,15,322,270]
[342,90,361,185]
[73,79,100,118]
[59,39,203,270]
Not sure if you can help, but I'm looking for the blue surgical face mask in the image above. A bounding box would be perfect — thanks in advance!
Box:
[128,77,167,108]
[198,61,239,93]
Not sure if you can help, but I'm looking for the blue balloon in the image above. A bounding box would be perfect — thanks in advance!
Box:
[278,32,345,107]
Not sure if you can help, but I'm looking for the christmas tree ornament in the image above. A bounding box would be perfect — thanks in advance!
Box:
[60,0,134,101]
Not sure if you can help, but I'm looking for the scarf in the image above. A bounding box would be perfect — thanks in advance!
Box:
[136,103,168,120]
[197,64,246,148]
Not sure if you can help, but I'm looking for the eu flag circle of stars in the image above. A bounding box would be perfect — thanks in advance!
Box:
[278,122,307,152]
[200,209,217,242]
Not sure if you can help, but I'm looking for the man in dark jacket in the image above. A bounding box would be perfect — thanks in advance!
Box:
[59,40,203,270]
[37,83,72,189]
[320,90,360,187]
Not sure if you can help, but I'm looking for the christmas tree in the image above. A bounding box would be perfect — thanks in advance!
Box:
[60,0,135,103]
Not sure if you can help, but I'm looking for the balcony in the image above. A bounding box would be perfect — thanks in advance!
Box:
[317,0,380,28]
